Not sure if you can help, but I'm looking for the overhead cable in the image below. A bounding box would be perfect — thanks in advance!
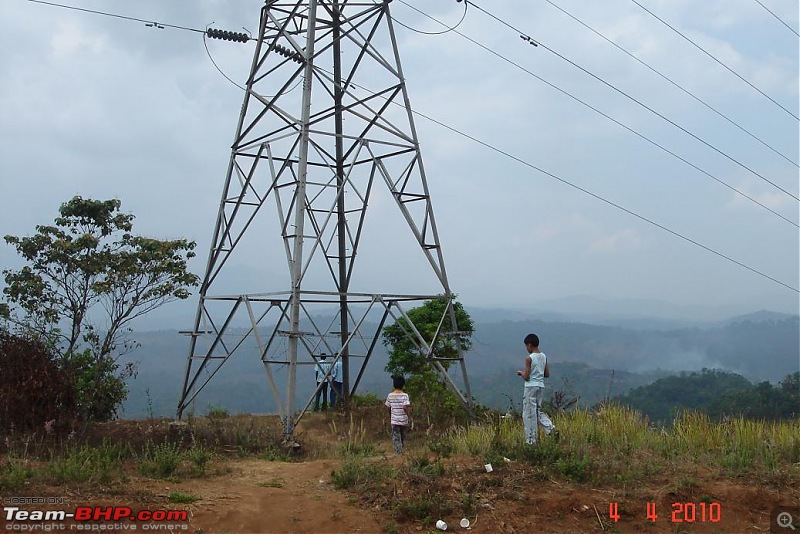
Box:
[464,0,799,202]
[337,74,799,293]
[17,0,799,292]
[396,0,798,226]
[24,0,206,34]
[628,0,799,121]
[543,0,798,168]
[752,0,799,38]
[409,100,800,293]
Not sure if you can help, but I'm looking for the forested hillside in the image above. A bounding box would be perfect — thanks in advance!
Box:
[615,369,800,424]
[121,312,798,418]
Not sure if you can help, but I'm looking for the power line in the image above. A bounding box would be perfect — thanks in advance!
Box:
[465,0,800,203]
[752,0,799,38]
[542,0,798,168]
[396,0,799,227]
[628,0,799,121]
[338,76,798,293]
[24,0,206,34]
[408,99,799,293]
[27,0,798,214]
[15,0,799,292]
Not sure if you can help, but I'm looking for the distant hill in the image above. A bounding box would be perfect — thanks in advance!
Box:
[721,310,797,325]
[119,309,798,419]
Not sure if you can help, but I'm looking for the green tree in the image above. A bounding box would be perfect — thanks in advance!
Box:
[2,196,199,420]
[383,298,473,420]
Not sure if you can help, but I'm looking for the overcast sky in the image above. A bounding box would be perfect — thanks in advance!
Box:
[1,0,798,326]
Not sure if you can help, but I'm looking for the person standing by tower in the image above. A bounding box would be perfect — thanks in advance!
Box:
[516,333,556,445]
[313,354,332,411]
[385,374,411,454]
[329,356,343,408]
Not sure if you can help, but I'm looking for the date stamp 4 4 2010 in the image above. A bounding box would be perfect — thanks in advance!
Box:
[608,501,722,525]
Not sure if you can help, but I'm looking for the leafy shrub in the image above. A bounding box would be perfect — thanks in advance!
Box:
[62,349,129,422]
[0,332,76,434]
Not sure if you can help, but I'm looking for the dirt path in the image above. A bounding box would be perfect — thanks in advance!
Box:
[146,458,383,533]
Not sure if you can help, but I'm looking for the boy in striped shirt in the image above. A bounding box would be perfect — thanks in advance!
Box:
[385,375,411,454]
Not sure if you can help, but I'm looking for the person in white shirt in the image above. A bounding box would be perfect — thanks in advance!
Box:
[329,357,343,408]
[313,354,332,411]
[516,333,557,445]
[384,375,411,454]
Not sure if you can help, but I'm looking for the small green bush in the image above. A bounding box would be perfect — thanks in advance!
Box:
[167,492,198,504]
[207,406,229,419]
[137,440,182,478]
[408,455,445,477]
[185,445,214,476]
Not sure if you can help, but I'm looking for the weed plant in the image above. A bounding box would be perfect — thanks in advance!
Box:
[334,415,378,458]
[136,439,183,478]
[407,455,445,477]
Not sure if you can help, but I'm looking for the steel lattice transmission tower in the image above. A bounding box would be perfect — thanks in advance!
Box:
[178,0,472,439]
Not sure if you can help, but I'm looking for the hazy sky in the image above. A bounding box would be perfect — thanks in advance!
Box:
[1,0,798,324]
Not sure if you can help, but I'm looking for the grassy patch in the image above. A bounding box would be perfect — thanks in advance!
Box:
[257,477,285,488]
[47,440,127,485]
[168,491,198,504]
[408,455,445,477]
[190,415,286,456]
[0,458,35,491]
[334,415,379,458]
[330,457,394,491]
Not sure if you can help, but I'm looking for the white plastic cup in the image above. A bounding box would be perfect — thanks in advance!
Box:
[484,463,493,472]
[460,518,470,528]
[435,519,448,530]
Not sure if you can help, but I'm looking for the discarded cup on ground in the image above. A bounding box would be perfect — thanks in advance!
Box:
[460,518,470,528]
[484,463,493,473]
[435,519,448,530]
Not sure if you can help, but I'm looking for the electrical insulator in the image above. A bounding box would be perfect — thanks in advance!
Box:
[272,44,303,64]
[206,27,249,43]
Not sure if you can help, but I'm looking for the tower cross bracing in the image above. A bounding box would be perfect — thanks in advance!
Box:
[178,0,472,439]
